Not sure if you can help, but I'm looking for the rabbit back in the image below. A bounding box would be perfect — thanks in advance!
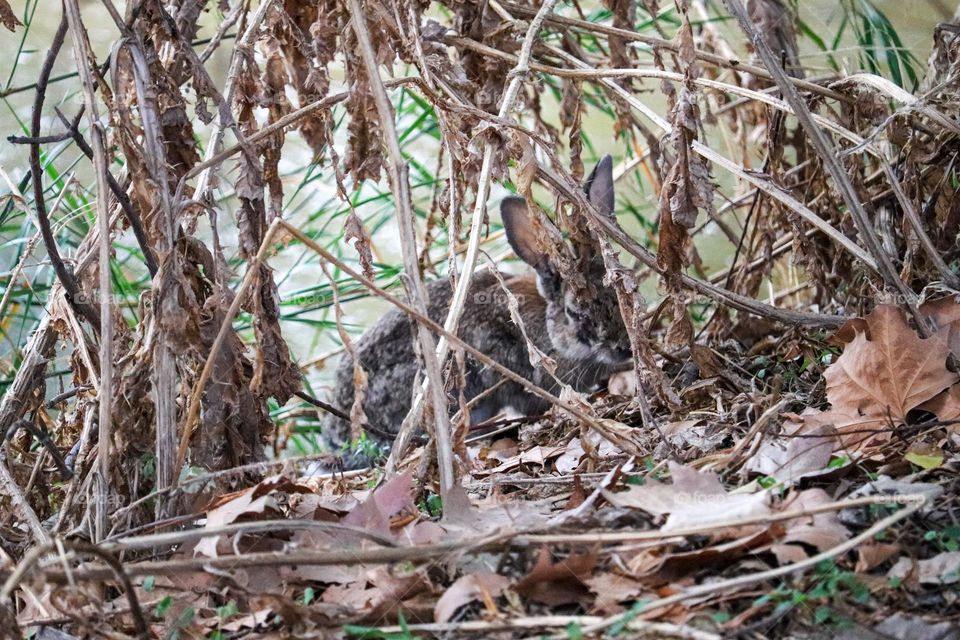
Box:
[321,271,570,464]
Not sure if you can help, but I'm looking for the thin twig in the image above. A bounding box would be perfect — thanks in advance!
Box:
[498,0,848,102]
[347,0,455,496]
[568,494,927,638]
[53,107,158,276]
[28,10,99,328]
[65,0,115,542]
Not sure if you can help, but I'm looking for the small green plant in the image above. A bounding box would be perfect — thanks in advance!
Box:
[418,493,442,518]
[303,587,315,605]
[755,561,867,628]
[923,526,960,553]
[207,601,239,639]
[155,596,174,617]
[757,475,778,489]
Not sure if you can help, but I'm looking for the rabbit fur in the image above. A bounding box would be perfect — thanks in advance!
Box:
[322,155,632,467]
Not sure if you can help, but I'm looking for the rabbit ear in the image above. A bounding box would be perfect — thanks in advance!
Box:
[585,154,615,215]
[501,196,548,268]
[502,196,562,295]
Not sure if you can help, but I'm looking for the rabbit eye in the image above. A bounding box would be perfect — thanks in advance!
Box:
[565,305,583,322]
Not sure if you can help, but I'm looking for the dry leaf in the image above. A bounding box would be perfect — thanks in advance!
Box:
[747,422,835,483]
[825,305,957,421]
[768,489,850,564]
[514,548,596,607]
[889,552,960,585]
[0,0,20,31]
[434,572,509,623]
[603,462,772,533]
[856,543,900,572]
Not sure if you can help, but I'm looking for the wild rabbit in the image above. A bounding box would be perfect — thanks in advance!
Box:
[322,156,632,467]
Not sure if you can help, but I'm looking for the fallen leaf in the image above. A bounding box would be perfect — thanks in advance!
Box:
[856,543,900,572]
[921,296,960,358]
[342,471,416,539]
[824,305,957,422]
[747,423,835,484]
[904,442,944,470]
[919,384,960,427]
[889,552,960,585]
[555,437,585,474]
[514,548,596,607]
[768,489,850,564]
[585,573,648,614]
[195,482,283,558]
[663,419,727,453]
[603,462,772,534]
[434,572,510,623]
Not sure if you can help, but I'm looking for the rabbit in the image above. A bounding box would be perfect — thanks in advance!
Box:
[321,155,632,468]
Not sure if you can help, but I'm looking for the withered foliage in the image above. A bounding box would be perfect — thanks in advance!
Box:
[1,0,960,637]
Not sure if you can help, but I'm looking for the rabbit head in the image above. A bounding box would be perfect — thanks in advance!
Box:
[500,155,632,366]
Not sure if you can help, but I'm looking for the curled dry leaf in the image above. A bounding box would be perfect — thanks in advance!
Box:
[746,422,835,484]
[194,477,297,558]
[434,572,509,623]
[344,211,376,280]
[856,543,901,573]
[342,470,417,539]
[767,489,850,565]
[585,572,648,614]
[919,384,960,426]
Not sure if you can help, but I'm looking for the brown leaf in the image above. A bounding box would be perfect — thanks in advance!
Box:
[919,384,960,426]
[889,552,960,585]
[195,481,285,558]
[768,489,850,564]
[342,471,416,539]
[514,548,596,607]
[0,0,21,31]
[855,543,900,572]
[344,211,375,280]
[921,295,960,358]
[747,423,835,484]
[585,573,648,614]
[825,305,957,422]
[434,572,509,623]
